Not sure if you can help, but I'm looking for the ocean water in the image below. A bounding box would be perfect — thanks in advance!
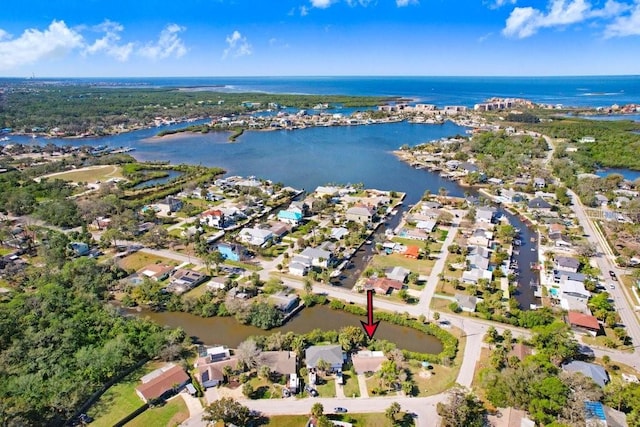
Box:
[2,75,638,108]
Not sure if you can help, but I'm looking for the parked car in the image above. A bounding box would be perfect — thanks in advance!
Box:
[305,385,318,397]
[609,283,616,290]
[334,407,348,413]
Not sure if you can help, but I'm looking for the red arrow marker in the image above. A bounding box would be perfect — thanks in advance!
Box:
[360,289,380,339]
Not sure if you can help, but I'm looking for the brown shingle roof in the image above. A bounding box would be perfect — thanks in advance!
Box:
[136,365,189,402]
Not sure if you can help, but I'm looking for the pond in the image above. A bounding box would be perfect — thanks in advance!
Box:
[595,168,640,182]
[132,169,184,189]
[132,304,444,354]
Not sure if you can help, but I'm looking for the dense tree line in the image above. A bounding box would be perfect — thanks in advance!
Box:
[0,258,180,426]
[0,84,391,134]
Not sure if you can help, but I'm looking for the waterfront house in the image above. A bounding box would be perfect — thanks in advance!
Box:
[314,186,341,197]
[305,345,345,372]
[351,350,388,375]
[549,231,573,248]
[257,351,297,378]
[476,206,497,224]
[562,361,609,387]
[238,227,273,247]
[167,268,207,294]
[459,162,479,175]
[462,268,493,284]
[567,312,601,336]
[206,276,229,291]
[528,197,552,212]
[138,264,174,281]
[269,293,300,314]
[196,357,238,389]
[555,256,580,273]
[135,364,190,403]
[365,277,404,295]
[559,279,590,300]
[277,209,303,225]
[553,270,586,284]
[217,242,247,262]
[467,253,490,270]
[200,209,225,228]
[346,205,376,224]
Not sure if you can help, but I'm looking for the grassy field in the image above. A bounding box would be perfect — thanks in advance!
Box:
[369,253,435,275]
[119,252,180,272]
[266,413,415,427]
[126,397,189,427]
[87,362,164,427]
[316,375,336,398]
[342,371,360,398]
[43,165,123,183]
[0,248,13,256]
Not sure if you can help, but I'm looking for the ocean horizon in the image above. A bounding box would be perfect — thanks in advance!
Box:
[2,75,638,108]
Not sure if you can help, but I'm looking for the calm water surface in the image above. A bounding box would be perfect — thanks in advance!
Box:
[136,305,443,354]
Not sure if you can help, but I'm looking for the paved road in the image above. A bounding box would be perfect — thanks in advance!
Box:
[567,188,640,353]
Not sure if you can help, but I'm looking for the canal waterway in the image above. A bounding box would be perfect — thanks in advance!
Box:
[133,304,443,354]
[4,119,539,306]
[132,169,184,189]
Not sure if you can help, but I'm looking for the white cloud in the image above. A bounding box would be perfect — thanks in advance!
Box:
[310,0,335,8]
[478,32,494,42]
[605,1,640,36]
[396,0,419,6]
[488,0,517,9]
[0,20,84,70]
[346,0,375,6]
[501,0,631,38]
[138,24,187,60]
[300,5,309,15]
[84,20,133,62]
[223,30,252,59]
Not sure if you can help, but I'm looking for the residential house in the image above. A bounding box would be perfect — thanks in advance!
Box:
[135,364,190,403]
[468,228,493,248]
[294,247,333,269]
[351,350,388,374]
[330,227,349,240]
[288,261,309,277]
[269,293,300,314]
[508,343,534,362]
[476,206,497,223]
[555,256,580,273]
[346,205,376,224]
[401,228,429,241]
[238,227,273,247]
[528,197,552,212]
[562,361,609,387]
[595,194,609,208]
[195,357,238,389]
[467,253,490,270]
[314,186,340,197]
[138,264,174,281]
[560,295,591,315]
[200,209,225,228]
[567,312,601,336]
[386,266,410,282]
[498,188,524,204]
[549,231,573,248]
[167,268,207,294]
[404,245,420,259]
[468,245,491,259]
[416,220,437,232]
[365,277,404,295]
[455,294,478,312]
[422,201,442,210]
[277,209,303,225]
[533,177,546,189]
[305,345,345,372]
[459,162,479,175]
[487,407,536,427]
[268,222,290,240]
[488,177,503,185]
[69,242,90,256]
[206,276,229,291]
[217,242,247,262]
[156,196,183,214]
[257,351,298,384]
[560,279,590,300]
[462,268,493,284]
[615,196,631,209]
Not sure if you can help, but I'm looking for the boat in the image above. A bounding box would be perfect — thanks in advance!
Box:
[0,136,10,142]
[513,239,521,246]
[531,247,536,251]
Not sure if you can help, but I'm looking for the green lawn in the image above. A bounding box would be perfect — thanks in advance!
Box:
[315,375,336,397]
[87,362,164,427]
[126,397,189,427]
[0,248,13,256]
[342,371,360,398]
[118,252,179,272]
[369,253,435,275]
[43,165,123,183]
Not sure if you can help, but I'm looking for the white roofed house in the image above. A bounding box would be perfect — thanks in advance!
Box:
[297,247,333,268]
[476,206,497,224]
[238,227,273,247]
[386,266,410,282]
[468,228,493,248]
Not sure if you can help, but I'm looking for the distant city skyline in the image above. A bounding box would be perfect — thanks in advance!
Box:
[1,0,640,77]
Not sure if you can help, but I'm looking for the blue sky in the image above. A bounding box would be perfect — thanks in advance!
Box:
[1,0,639,77]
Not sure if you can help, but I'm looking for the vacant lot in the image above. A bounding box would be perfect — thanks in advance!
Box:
[118,251,179,272]
[42,165,123,183]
